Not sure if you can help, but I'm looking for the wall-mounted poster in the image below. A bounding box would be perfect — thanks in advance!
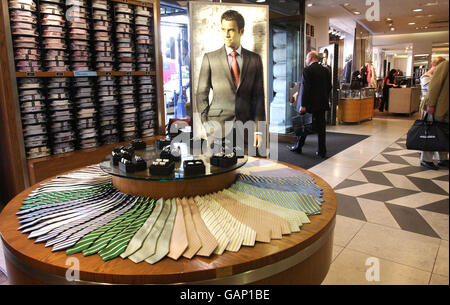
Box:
[189,2,269,151]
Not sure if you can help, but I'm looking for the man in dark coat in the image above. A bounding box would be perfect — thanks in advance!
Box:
[289,51,332,158]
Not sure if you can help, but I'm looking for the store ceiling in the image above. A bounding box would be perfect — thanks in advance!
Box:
[305,0,449,35]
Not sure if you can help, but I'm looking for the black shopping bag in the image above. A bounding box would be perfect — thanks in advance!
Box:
[292,113,315,137]
[406,114,449,152]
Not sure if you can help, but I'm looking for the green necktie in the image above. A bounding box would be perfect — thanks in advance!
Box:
[120,198,165,259]
[145,199,177,264]
[66,197,149,255]
[98,200,156,261]
[128,199,172,263]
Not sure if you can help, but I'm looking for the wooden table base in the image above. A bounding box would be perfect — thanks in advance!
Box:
[112,169,238,198]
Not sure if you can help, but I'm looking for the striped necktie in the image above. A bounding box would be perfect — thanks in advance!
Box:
[78,198,151,256]
[128,199,172,263]
[230,181,322,215]
[48,196,137,251]
[180,198,202,259]
[120,198,165,259]
[99,199,156,261]
[194,196,231,254]
[223,189,308,231]
[212,192,290,238]
[145,199,177,264]
[167,199,188,260]
[237,174,323,200]
[187,198,218,257]
[66,197,147,255]
[51,198,139,252]
[203,195,257,247]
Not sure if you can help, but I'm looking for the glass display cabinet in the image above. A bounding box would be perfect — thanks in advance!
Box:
[338,88,376,123]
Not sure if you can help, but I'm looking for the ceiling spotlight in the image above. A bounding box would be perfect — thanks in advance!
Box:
[413,8,423,12]
[408,22,416,25]
[344,2,350,6]
[256,0,266,2]
[386,17,392,21]
[390,27,396,31]
[307,3,313,7]
[354,11,361,15]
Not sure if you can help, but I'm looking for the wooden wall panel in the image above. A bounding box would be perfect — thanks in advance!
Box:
[0,0,28,207]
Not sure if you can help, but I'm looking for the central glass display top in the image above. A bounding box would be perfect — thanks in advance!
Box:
[100,143,248,181]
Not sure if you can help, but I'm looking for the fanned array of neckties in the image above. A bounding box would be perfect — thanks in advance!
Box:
[17,163,324,264]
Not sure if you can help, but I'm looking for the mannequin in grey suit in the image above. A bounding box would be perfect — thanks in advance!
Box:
[196,10,265,147]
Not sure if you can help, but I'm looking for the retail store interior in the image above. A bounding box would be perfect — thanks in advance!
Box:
[0,0,448,286]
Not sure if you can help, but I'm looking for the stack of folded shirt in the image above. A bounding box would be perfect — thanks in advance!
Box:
[92,0,114,71]
[135,6,155,71]
[118,76,138,141]
[47,78,75,154]
[73,77,99,149]
[67,0,92,71]
[9,0,41,72]
[40,0,68,72]
[114,3,135,71]
[18,78,50,159]
[97,76,120,145]
[138,76,157,138]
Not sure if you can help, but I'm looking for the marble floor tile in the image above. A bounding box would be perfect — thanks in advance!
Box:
[429,274,449,285]
[357,198,401,229]
[432,179,449,194]
[433,240,449,277]
[333,215,366,247]
[386,192,449,209]
[347,222,441,272]
[332,245,344,262]
[316,174,346,189]
[383,173,421,191]
[362,163,410,173]
[322,248,431,285]
[346,170,368,183]
[416,210,449,240]
[335,183,392,197]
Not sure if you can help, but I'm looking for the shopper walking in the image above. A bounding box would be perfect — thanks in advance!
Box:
[289,51,332,158]
[379,69,398,112]
[420,60,449,170]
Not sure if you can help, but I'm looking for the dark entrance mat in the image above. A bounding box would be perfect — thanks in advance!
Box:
[276,132,369,169]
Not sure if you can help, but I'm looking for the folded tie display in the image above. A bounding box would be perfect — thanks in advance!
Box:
[17,159,325,265]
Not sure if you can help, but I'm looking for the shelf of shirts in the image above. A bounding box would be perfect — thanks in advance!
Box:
[0,0,165,197]
[16,71,157,77]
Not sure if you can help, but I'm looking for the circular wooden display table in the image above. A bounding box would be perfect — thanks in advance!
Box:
[0,160,337,285]
[99,146,248,198]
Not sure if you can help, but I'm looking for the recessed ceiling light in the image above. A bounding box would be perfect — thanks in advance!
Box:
[408,22,416,25]
[390,27,396,31]
[354,11,361,15]
[307,3,313,7]
[344,3,350,6]
[386,18,392,21]
[413,8,423,12]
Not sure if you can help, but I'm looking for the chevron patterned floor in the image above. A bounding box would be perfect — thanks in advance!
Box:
[334,135,448,240]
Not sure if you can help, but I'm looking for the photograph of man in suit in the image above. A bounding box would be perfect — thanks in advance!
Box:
[195,10,266,149]
[289,51,332,158]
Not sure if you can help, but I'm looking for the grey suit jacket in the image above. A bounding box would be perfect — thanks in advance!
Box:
[196,45,265,134]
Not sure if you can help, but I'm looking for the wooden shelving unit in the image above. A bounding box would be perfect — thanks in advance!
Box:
[0,0,165,203]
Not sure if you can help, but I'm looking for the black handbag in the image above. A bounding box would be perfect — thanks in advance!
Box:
[406,114,449,152]
[292,112,315,137]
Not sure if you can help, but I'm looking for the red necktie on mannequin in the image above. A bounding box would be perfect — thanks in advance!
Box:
[230,50,240,87]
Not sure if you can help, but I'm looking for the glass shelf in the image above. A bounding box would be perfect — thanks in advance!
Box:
[100,143,248,181]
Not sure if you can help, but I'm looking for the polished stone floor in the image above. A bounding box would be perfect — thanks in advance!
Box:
[0,116,448,285]
[309,117,448,285]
